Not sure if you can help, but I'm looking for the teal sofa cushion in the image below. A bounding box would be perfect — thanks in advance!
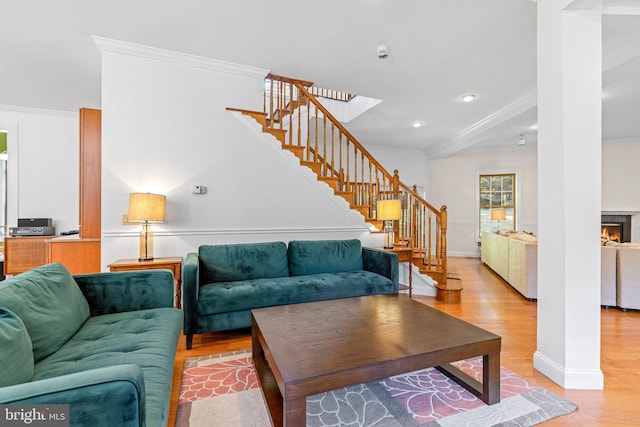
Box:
[34,307,182,426]
[0,263,90,363]
[0,307,34,386]
[199,241,289,283]
[197,271,393,316]
[288,239,363,276]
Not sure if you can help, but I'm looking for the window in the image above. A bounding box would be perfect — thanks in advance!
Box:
[479,174,515,235]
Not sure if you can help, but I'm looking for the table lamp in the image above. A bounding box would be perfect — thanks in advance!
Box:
[377,199,402,249]
[128,192,166,261]
[491,209,506,229]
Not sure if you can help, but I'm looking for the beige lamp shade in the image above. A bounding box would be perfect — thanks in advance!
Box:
[377,199,402,221]
[491,209,506,221]
[128,193,166,223]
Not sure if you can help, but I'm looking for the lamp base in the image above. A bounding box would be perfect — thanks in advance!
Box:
[383,221,395,249]
[139,222,154,261]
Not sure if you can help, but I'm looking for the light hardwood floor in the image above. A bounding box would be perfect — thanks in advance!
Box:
[169,257,640,426]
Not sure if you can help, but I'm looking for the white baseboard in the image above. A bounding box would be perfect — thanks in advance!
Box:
[533,351,604,390]
[448,251,480,258]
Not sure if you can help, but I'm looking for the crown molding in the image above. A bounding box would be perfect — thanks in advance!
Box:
[603,37,640,72]
[92,36,269,79]
[602,6,640,15]
[428,90,537,158]
[0,104,77,118]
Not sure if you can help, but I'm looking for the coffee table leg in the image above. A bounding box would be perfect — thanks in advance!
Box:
[283,397,306,426]
[483,352,501,405]
[253,319,284,426]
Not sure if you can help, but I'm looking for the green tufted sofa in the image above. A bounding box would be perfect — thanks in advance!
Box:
[0,262,182,427]
[183,239,399,349]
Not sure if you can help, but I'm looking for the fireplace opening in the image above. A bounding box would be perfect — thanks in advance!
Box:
[601,215,631,243]
[602,223,622,243]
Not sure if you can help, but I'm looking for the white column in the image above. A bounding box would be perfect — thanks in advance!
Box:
[535,0,604,389]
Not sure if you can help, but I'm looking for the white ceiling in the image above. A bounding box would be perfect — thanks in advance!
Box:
[1,0,639,157]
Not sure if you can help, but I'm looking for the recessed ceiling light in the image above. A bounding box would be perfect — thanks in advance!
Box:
[460,94,477,103]
[531,123,539,130]
[412,121,424,128]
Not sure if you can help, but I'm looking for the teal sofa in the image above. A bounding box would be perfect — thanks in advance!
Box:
[0,262,182,427]
[183,239,399,349]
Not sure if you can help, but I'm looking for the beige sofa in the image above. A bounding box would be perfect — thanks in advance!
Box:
[481,231,537,299]
[481,231,617,306]
[614,244,640,310]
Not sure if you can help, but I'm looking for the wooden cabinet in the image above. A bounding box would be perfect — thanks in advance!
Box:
[47,236,101,274]
[4,236,49,276]
[3,235,101,276]
[108,257,183,308]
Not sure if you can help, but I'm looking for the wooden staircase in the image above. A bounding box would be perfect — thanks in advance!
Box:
[227,74,449,287]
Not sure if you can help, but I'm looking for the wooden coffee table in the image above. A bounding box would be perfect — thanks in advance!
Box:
[251,294,501,426]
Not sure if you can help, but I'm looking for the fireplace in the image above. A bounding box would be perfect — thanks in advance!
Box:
[601,214,631,243]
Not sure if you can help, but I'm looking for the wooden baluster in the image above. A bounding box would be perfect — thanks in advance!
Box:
[368,163,373,217]
[331,122,335,184]
[307,99,312,160]
[436,222,441,268]
[322,114,327,177]
[314,104,319,162]
[353,147,358,204]
[358,152,364,205]
[297,86,302,147]
[374,172,380,218]
[278,79,282,130]
[427,210,432,269]
[269,78,275,128]
[346,139,350,187]
[264,78,267,117]
[288,81,293,145]
[338,130,343,179]
[440,206,447,283]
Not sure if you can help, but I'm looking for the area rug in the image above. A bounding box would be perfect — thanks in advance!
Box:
[176,350,577,427]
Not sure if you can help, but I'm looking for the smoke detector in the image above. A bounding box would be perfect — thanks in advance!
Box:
[377,45,388,59]
[517,134,526,146]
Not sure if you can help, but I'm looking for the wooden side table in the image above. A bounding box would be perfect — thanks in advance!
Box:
[383,247,414,298]
[107,257,183,308]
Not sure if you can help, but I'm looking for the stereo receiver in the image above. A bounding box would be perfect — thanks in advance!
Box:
[9,226,56,236]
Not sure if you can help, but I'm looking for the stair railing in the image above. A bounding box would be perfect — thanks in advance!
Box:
[263,73,447,283]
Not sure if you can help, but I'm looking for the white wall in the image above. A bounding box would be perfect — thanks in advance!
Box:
[99,40,382,269]
[427,146,539,257]
[427,139,640,257]
[602,138,640,241]
[0,106,78,235]
[366,144,430,197]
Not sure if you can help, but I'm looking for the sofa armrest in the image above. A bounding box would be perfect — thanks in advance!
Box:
[362,247,399,292]
[182,253,200,337]
[74,270,175,316]
[0,364,145,427]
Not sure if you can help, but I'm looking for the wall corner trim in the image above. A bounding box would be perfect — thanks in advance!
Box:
[92,36,270,79]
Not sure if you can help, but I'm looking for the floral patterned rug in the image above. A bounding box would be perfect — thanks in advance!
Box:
[176,350,577,427]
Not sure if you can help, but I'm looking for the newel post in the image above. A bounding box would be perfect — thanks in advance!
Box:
[440,205,448,285]
[392,170,400,197]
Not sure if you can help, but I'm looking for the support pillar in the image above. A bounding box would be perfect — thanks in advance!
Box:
[534,0,604,389]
